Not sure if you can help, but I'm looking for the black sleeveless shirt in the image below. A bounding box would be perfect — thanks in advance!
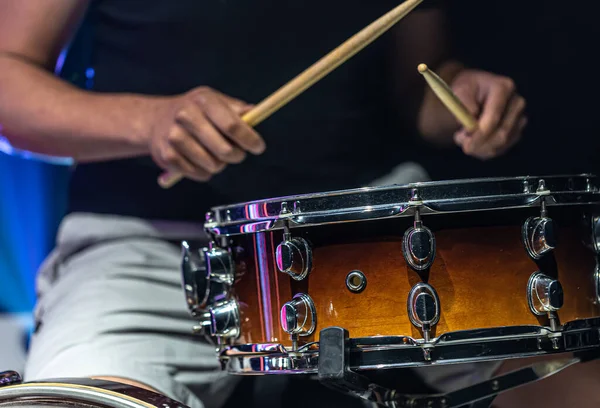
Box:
[64,0,425,222]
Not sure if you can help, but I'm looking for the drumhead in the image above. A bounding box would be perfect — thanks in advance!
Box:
[206,174,600,236]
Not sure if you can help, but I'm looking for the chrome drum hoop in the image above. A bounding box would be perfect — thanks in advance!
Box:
[219,318,600,375]
[204,175,600,237]
[0,379,189,408]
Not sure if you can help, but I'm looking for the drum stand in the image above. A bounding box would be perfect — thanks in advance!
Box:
[317,327,600,408]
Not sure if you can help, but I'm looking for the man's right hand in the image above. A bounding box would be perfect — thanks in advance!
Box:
[148,87,266,182]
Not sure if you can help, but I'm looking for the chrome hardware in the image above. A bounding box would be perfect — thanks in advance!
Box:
[181,242,234,316]
[205,211,215,223]
[204,246,235,286]
[410,188,422,203]
[522,216,556,260]
[181,241,208,317]
[281,294,316,335]
[527,272,564,316]
[587,178,595,192]
[192,318,212,335]
[345,270,367,293]
[276,236,312,281]
[220,317,600,375]
[281,294,317,350]
[536,179,549,194]
[0,371,22,386]
[208,300,241,339]
[403,210,435,271]
[280,201,291,215]
[591,215,600,254]
[203,175,599,237]
[595,263,600,305]
[407,283,440,342]
[225,325,599,408]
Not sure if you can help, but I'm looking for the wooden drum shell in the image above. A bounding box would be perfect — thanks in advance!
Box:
[232,206,600,348]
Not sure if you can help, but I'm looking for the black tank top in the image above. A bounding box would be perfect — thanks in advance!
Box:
[64,0,426,221]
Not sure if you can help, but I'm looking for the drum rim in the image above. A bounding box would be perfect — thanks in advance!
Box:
[219,317,600,375]
[205,174,600,236]
[0,383,151,408]
[0,381,188,408]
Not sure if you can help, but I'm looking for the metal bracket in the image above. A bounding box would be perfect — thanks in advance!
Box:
[317,327,600,408]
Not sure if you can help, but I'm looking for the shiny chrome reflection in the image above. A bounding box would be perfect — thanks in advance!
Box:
[219,318,600,375]
[527,272,564,316]
[280,293,317,337]
[181,242,234,317]
[345,270,367,293]
[522,216,556,260]
[276,237,312,281]
[407,283,440,343]
[402,225,436,271]
[208,300,240,339]
[595,262,600,305]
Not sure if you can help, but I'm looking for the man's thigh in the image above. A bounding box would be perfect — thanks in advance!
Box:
[25,235,236,408]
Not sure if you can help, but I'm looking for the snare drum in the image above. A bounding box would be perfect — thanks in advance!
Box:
[0,371,188,407]
[182,175,600,375]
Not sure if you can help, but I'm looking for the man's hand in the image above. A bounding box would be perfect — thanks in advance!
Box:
[419,64,527,160]
[148,87,266,182]
[451,69,527,160]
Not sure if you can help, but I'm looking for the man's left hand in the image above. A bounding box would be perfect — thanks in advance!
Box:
[451,69,527,160]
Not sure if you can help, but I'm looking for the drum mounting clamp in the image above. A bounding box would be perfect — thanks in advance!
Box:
[317,327,600,408]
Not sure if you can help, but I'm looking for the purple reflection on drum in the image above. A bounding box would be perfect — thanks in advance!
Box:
[254,232,273,342]
[244,203,271,220]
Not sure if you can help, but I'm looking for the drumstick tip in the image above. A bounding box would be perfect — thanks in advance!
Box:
[418,63,428,73]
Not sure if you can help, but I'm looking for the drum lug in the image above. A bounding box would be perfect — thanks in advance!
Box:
[522,193,557,260]
[402,208,436,271]
[276,223,312,281]
[522,216,556,260]
[595,262,600,306]
[527,271,564,318]
[280,293,317,350]
[208,300,241,339]
[181,241,235,317]
[590,215,600,253]
[407,283,440,344]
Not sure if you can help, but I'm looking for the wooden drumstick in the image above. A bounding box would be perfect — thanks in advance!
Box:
[158,0,424,189]
[418,63,478,133]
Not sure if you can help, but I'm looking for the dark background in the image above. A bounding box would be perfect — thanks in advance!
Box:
[418,0,600,181]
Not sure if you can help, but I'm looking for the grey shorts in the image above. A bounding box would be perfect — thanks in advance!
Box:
[24,213,500,408]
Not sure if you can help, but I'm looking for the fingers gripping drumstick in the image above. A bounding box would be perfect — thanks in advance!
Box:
[158,0,425,189]
[417,63,478,133]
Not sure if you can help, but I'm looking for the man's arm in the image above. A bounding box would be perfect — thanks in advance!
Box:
[387,6,460,145]
[0,0,158,161]
[389,5,527,159]
[0,0,264,182]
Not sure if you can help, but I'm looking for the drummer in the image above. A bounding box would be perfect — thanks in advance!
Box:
[0,1,529,407]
